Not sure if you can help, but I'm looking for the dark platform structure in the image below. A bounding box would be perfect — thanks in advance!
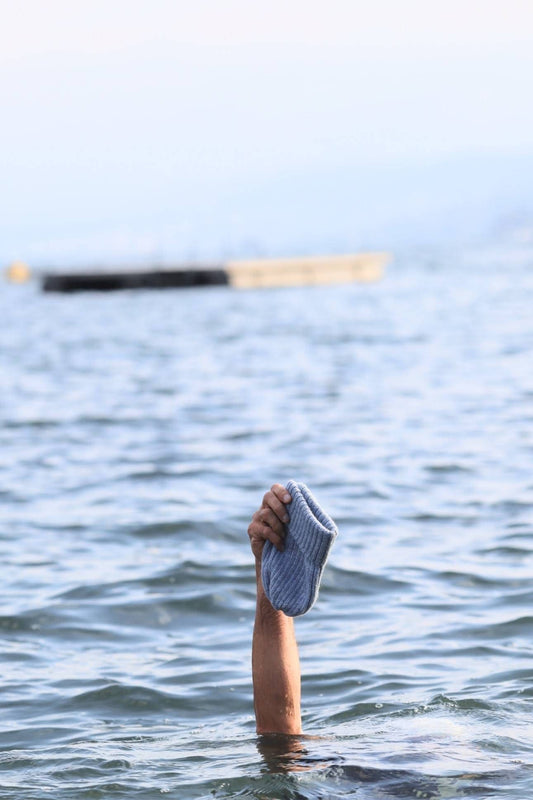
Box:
[41,253,389,293]
[42,267,228,293]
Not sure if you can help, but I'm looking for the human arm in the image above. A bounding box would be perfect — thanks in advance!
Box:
[248,484,302,735]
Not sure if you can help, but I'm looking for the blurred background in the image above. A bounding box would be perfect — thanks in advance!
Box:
[2,0,533,267]
[1,4,533,800]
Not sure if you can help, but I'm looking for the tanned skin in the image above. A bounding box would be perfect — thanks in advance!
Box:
[248,484,302,735]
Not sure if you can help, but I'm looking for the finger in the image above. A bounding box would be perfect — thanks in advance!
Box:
[262,490,291,523]
[247,512,264,538]
[258,507,286,536]
[270,483,293,505]
[255,523,284,552]
[248,519,284,552]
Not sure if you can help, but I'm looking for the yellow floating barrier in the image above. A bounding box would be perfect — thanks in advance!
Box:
[226,252,388,289]
[5,261,31,283]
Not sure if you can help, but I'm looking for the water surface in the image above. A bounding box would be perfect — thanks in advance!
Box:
[1,246,532,798]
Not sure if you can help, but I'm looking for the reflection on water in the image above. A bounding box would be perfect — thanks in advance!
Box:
[0,246,532,798]
[257,734,326,773]
[254,733,518,798]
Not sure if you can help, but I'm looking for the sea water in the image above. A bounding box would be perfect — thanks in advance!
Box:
[1,246,532,799]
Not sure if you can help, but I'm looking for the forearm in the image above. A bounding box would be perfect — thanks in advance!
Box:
[252,560,302,735]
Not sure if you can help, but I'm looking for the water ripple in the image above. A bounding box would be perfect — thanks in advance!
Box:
[1,251,533,798]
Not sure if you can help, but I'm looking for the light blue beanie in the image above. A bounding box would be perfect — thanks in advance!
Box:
[261,480,338,616]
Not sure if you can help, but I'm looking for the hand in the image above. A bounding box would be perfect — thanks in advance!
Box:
[248,483,292,561]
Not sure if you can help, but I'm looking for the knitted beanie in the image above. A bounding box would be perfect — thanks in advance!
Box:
[261,480,338,616]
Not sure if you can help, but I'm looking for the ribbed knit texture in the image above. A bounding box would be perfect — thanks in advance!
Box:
[261,480,338,616]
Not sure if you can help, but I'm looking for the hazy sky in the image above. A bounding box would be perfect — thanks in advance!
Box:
[2,1,533,264]
[4,0,533,54]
